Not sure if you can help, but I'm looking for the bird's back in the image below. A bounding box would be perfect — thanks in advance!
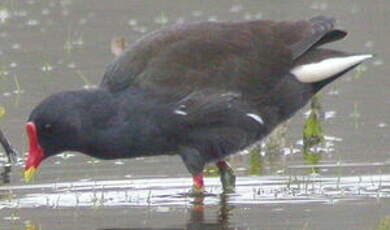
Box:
[99,16,368,161]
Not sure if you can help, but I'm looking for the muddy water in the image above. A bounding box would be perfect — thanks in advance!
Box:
[0,0,389,229]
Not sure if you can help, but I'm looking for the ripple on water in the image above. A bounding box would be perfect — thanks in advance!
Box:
[1,174,390,209]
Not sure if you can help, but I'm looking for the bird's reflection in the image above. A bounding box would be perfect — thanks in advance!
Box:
[187,195,234,230]
[99,194,247,230]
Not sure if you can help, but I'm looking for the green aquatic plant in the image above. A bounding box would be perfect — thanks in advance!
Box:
[76,70,92,88]
[303,94,324,173]
[350,102,361,129]
[303,95,323,148]
[25,220,39,230]
[13,75,22,107]
[0,106,6,161]
[64,27,74,54]
[244,123,289,176]
[353,64,367,80]
[155,12,168,27]
[0,105,5,119]
[1,0,19,12]
[264,123,288,153]
[303,151,321,167]
[248,145,263,175]
[256,123,289,174]
[0,7,10,24]
[14,76,22,92]
[376,216,390,230]
[0,65,9,78]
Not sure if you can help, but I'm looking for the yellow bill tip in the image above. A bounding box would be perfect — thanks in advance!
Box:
[24,167,36,183]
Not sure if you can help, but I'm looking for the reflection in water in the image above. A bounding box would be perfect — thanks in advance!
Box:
[246,123,289,176]
[3,171,390,209]
[100,195,245,230]
[0,165,11,184]
[190,195,238,230]
[0,165,11,203]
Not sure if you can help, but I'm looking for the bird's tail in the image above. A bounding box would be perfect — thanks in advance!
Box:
[291,48,373,84]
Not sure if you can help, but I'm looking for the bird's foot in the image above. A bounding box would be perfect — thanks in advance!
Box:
[189,185,205,196]
[217,161,236,194]
[190,173,205,196]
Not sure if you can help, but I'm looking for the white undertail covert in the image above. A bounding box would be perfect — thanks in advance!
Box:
[291,54,373,83]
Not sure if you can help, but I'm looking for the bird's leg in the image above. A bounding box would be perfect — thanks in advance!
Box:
[192,173,204,195]
[217,160,236,193]
[179,147,206,195]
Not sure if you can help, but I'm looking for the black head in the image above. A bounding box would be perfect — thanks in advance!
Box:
[24,90,102,181]
[29,91,87,155]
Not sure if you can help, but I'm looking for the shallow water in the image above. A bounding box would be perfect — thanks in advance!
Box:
[1,174,390,229]
[0,0,389,229]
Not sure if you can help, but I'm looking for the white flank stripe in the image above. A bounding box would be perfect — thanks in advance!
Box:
[247,113,264,125]
[174,109,187,116]
[291,54,373,83]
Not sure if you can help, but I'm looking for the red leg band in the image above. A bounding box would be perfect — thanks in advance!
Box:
[216,160,228,170]
[192,173,204,190]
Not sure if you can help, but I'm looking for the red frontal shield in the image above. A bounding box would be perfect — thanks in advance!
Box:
[24,122,44,182]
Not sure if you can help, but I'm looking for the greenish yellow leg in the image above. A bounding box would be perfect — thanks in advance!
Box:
[217,161,236,193]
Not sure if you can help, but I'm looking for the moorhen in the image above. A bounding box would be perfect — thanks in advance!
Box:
[24,16,372,193]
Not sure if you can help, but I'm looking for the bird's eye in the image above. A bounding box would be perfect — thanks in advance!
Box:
[44,123,53,133]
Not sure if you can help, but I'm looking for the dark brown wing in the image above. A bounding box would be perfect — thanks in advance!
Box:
[100,21,292,96]
[100,16,344,98]
[283,16,346,59]
[157,91,265,161]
